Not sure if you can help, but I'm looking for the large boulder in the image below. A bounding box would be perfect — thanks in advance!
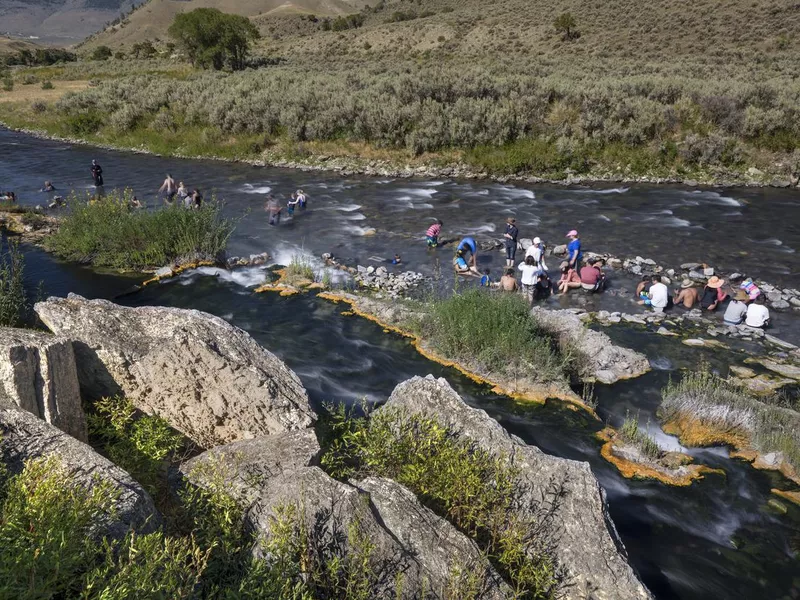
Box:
[35,295,316,449]
[531,307,650,384]
[180,429,321,504]
[0,405,159,538]
[382,376,652,600]
[183,432,509,599]
[354,476,510,599]
[0,327,86,441]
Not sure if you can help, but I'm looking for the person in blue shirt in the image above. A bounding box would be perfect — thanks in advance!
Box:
[480,268,491,286]
[454,236,480,276]
[566,229,583,270]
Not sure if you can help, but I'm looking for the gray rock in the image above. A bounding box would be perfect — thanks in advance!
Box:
[532,307,650,384]
[680,263,701,271]
[765,334,798,351]
[35,295,315,449]
[154,266,173,278]
[621,314,648,325]
[772,299,790,309]
[688,270,706,281]
[642,258,656,266]
[181,430,321,505]
[382,376,652,600]
[629,265,642,275]
[552,244,567,256]
[0,406,159,538]
[0,327,87,441]
[767,291,783,303]
[657,327,678,336]
[355,477,510,599]
[519,238,533,250]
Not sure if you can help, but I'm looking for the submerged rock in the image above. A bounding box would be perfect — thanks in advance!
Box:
[35,295,315,449]
[531,307,650,384]
[382,376,652,600]
[0,327,87,441]
[0,405,159,538]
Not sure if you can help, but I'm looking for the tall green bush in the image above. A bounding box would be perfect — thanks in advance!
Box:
[168,8,259,71]
[0,239,28,327]
[45,190,236,270]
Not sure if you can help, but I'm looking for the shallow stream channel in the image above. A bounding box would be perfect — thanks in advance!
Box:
[3,128,800,599]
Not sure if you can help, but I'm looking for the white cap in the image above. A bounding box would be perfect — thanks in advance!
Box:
[533,237,541,244]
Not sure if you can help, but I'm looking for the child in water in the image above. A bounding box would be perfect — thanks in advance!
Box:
[426,220,443,247]
[287,193,299,216]
[392,254,402,265]
[480,269,491,287]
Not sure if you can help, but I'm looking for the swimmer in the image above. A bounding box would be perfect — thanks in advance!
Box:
[392,254,402,265]
[159,174,177,204]
[40,181,56,192]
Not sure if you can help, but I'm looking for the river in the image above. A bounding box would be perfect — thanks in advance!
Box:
[2,128,799,599]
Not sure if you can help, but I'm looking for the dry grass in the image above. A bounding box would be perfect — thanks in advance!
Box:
[0,80,88,104]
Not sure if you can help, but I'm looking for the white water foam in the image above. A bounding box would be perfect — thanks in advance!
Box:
[462,223,497,235]
[175,266,268,288]
[395,187,439,198]
[689,190,742,206]
[574,187,629,194]
[241,184,272,194]
[598,214,612,222]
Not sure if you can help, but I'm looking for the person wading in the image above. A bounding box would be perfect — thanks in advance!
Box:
[503,217,519,267]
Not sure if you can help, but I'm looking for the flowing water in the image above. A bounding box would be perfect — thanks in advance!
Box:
[2,128,800,599]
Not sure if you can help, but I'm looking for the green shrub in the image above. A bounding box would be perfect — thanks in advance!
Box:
[41,80,54,90]
[320,404,564,598]
[0,455,117,599]
[21,74,36,85]
[1,78,12,92]
[65,111,105,136]
[0,240,29,327]
[91,46,114,62]
[45,190,236,270]
[416,289,575,383]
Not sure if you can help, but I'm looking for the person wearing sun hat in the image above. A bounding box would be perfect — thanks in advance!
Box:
[566,229,582,269]
[700,275,728,311]
[724,289,750,325]
[673,279,700,308]
[525,236,548,271]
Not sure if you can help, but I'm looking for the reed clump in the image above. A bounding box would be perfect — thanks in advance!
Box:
[45,190,235,271]
[659,367,800,474]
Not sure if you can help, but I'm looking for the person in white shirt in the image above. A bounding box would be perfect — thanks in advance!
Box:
[518,255,541,303]
[648,275,669,313]
[745,295,770,328]
[524,236,548,272]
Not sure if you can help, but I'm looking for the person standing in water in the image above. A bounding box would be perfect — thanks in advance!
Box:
[525,236,548,272]
[287,193,300,217]
[159,174,177,204]
[177,181,190,207]
[503,217,519,267]
[266,195,282,225]
[191,189,203,209]
[566,229,582,270]
[296,189,308,209]
[426,219,443,247]
[91,160,104,187]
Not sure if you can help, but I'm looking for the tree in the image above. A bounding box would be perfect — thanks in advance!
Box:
[554,12,579,41]
[130,40,156,59]
[168,8,259,71]
[91,45,113,61]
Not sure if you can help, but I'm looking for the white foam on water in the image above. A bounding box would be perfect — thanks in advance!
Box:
[319,203,362,212]
[462,223,497,235]
[598,214,612,222]
[649,356,673,370]
[268,245,351,285]
[395,187,439,198]
[426,181,446,186]
[649,427,684,453]
[241,184,272,194]
[690,190,742,206]
[412,203,434,210]
[175,266,268,288]
[344,213,366,220]
[574,187,629,194]
[343,224,377,237]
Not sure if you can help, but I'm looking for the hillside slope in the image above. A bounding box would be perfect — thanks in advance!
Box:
[0,0,145,45]
[84,0,368,49]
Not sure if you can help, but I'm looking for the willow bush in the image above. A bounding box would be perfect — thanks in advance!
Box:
[45,190,235,271]
[49,65,800,172]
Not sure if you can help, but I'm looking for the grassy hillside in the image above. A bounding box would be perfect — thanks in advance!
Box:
[2,0,799,185]
[0,0,145,45]
[82,0,368,50]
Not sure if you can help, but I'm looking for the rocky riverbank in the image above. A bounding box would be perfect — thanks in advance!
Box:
[2,122,798,189]
[0,295,653,599]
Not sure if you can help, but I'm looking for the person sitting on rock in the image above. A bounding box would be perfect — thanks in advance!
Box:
[499,267,518,292]
[580,258,606,293]
[745,294,770,328]
[739,277,761,302]
[724,289,749,325]
[700,276,727,311]
[647,274,669,313]
[674,279,700,308]
[453,249,479,276]
[557,261,582,295]
[635,275,651,300]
